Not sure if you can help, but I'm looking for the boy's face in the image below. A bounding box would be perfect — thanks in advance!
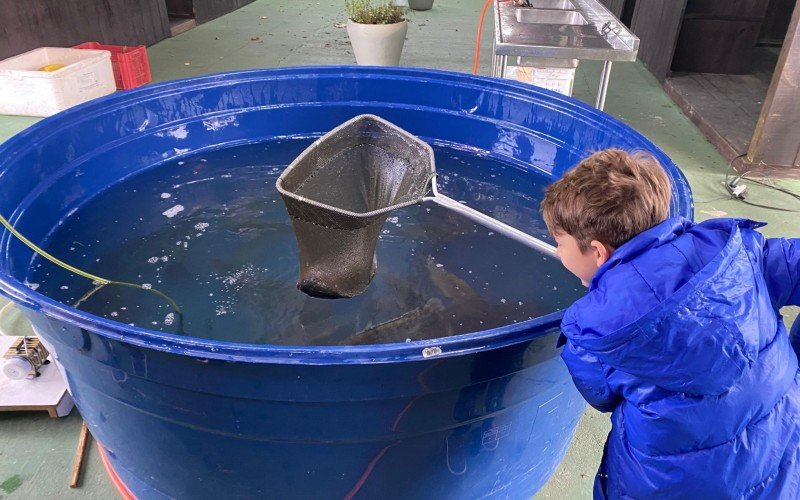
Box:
[553,232,613,287]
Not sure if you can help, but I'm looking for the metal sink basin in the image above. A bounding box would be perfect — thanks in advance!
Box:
[493,0,640,64]
[515,8,588,25]
[521,0,575,9]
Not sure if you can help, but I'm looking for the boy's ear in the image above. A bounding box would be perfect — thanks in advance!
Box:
[589,240,614,268]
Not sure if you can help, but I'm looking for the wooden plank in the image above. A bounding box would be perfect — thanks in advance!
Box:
[70,421,91,488]
[0,404,62,413]
[664,46,778,169]
[170,18,199,37]
[0,390,74,418]
[630,0,688,81]
[748,0,800,171]
[0,0,170,60]
[665,77,752,161]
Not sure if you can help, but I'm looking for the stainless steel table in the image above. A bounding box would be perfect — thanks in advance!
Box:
[492,0,639,110]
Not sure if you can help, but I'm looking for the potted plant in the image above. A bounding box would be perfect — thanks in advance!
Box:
[409,0,434,10]
[346,0,408,66]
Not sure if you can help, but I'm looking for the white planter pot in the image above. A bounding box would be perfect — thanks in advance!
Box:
[347,20,408,66]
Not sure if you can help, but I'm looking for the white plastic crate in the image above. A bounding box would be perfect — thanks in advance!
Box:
[0,47,116,117]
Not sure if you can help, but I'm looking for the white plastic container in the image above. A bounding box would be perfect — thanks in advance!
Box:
[0,47,116,117]
[510,57,579,97]
[0,302,35,337]
[516,66,576,96]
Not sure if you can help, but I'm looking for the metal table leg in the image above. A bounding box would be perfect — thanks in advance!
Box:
[595,60,613,111]
[491,36,497,76]
[500,55,508,79]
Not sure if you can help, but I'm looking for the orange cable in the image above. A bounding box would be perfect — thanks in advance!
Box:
[474,0,515,75]
[473,0,493,75]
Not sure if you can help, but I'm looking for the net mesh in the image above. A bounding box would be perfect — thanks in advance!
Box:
[277,115,436,298]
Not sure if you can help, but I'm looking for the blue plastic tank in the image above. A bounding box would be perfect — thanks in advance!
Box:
[0,67,692,499]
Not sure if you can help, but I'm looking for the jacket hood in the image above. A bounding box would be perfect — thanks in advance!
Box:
[561,217,767,396]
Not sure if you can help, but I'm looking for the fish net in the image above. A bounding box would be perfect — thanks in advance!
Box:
[276,115,436,298]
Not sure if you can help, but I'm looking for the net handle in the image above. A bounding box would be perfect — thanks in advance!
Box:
[426,174,557,258]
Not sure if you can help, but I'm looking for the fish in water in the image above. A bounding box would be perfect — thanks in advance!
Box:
[342,298,446,345]
[425,257,485,311]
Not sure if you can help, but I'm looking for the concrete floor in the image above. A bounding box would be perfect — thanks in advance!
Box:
[0,1,798,498]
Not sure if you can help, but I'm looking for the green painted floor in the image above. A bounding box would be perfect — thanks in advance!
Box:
[0,1,798,498]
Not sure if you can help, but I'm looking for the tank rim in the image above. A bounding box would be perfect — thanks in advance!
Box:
[0,66,693,364]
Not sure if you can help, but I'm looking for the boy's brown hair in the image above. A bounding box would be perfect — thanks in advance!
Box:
[540,148,671,251]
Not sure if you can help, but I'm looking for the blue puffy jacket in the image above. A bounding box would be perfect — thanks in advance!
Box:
[559,217,800,499]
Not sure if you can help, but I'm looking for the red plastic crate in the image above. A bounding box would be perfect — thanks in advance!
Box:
[73,42,151,90]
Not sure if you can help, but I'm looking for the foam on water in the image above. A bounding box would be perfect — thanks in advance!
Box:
[27,139,583,346]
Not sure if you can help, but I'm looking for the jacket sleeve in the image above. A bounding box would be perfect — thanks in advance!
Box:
[561,339,621,413]
[762,237,800,309]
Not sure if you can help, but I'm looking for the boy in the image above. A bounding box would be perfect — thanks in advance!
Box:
[540,149,800,499]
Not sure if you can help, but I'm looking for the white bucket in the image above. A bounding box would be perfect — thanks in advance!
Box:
[0,302,35,337]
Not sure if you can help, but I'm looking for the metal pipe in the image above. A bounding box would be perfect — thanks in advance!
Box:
[595,60,613,110]
[426,178,557,258]
[424,195,557,258]
[492,36,498,76]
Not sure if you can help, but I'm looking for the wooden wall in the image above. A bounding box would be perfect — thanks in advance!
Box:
[672,0,769,74]
[629,0,688,81]
[599,0,626,17]
[748,0,800,171]
[0,0,255,61]
[625,0,793,80]
[760,0,797,45]
[0,0,171,60]
[598,1,690,80]
[166,0,196,18]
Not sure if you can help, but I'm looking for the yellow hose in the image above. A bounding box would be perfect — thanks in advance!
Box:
[1,213,110,284]
[0,212,183,326]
